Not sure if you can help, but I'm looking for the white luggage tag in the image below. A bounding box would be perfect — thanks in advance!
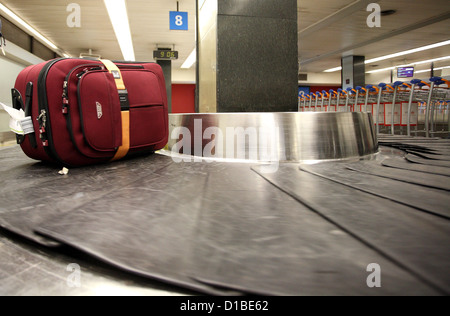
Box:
[0,102,34,135]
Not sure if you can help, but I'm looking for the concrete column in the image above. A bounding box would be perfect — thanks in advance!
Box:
[342,55,365,90]
[157,49,172,113]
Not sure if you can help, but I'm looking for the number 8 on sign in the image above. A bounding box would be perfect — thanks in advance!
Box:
[170,11,188,30]
[175,15,183,26]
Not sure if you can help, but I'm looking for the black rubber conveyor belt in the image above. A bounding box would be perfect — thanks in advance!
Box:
[345,161,450,191]
[381,158,450,177]
[252,164,450,294]
[35,159,442,295]
[406,154,450,168]
[1,136,450,295]
[300,163,450,219]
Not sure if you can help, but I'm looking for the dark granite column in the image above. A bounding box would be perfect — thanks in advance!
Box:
[198,0,298,113]
[341,56,365,90]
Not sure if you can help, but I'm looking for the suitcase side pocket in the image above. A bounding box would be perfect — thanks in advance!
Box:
[78,71,122,152]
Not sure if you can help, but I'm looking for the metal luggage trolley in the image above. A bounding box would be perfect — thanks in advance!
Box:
[315,91,325,112]
[401,79,426,136]
[390,81,415,135]
[380,82,406,135]
[363,85,380,114]
[328,89,338,112]
[302,94,311,112]
[353,86,368,112]
[374,83,393,134]
[298,92,308,112]
[322,90,330,112]
[336,89,348,112]
[403,79,430,136]
[308,92,316,112]
[345,87,357,112]
[426,77,450,137]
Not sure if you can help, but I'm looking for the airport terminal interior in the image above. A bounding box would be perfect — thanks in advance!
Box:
[0,0,449,296]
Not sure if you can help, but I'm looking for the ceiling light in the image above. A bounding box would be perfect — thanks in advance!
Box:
[366,40,450,64]
[0,3,58,50]
[415,66,450,74]
[324,40,450,72]
[324,66,342,72]
[410,56,450,66]
[104,0,135,61]
[366,56,450,73]
[181,48,196,69]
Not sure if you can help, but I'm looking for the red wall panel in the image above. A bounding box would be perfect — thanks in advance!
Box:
[172,84,196,113]
[309,85,341,93]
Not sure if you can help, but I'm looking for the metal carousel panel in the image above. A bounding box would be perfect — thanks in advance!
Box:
[167,112,378,163]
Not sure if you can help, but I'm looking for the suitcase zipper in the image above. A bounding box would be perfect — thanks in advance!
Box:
[37,58,66,165]
[62,65,103,115]
[62,64,106,158]
[37,109,48,146]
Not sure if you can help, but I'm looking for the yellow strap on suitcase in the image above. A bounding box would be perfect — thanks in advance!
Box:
[100,59,130,161]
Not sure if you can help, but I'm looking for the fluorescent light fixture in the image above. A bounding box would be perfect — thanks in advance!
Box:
[415,66,450,74]
[0,3,58,50]
[366,56,450,74]
[181,48,196,69]
[104,0,135,61]
[411,56,450,66]
[366,40,450,64]
[324,40,450,73]
[324,66,342,72]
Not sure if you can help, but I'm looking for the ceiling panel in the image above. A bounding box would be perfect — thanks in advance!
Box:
[0,0,448,76]
[297,0,356,30]
[298,0,450,73]
[0,0,196,67]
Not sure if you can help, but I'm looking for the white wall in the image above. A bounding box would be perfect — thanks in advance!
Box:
[366,71,391,86]
[172,68,195,84]
[0,57,27,132]
[0,42,44,132]
[441,68,450,77]
[298,72,341,86]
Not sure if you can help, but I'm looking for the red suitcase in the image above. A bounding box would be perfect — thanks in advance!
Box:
[12,58,168,167]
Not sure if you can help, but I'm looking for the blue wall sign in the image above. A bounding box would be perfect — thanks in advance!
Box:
[298,86,310,97]
[170,11,188,30]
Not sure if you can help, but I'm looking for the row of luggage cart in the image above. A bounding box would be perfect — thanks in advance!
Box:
[298,76,450,137]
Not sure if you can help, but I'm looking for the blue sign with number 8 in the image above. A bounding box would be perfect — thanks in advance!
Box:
[170,11,188,30]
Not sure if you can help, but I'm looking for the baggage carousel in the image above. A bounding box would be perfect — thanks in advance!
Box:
[0,112,448,296]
